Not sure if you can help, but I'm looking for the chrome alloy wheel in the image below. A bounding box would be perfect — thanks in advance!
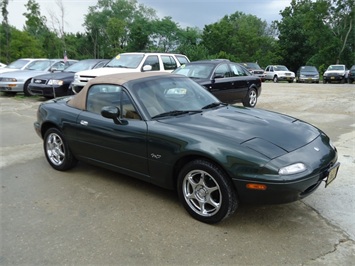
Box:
[46,132,65,166]
[249,90,257,107]
[182,170,222,217]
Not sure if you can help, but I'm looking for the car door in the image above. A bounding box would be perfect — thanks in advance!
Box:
[73,84,149,179]
[206,63,234,103]
[264,66,273,80]
[228,63,249,100]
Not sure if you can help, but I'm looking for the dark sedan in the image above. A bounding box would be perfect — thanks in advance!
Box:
[173,59,262,107]
[34,72,339,224]
[28,59,109,98]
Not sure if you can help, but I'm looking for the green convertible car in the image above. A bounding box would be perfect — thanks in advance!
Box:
[34,72,340,223]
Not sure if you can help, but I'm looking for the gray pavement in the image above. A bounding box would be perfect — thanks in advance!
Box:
[1,82,354,265]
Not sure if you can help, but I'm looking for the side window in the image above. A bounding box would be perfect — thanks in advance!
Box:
[214,64,231,78]
[175,55,189,65]
[143,55,160,71]
[86,85,140,119]
[230,63,247,76]
[161,55,178,70]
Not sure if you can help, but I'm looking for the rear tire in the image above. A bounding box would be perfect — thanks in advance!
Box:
[177,159,238,224]
[242,88,257,107]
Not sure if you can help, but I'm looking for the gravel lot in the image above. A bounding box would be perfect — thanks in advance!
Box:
[1,81,354,265]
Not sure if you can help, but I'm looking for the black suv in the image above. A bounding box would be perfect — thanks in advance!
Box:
[173,59,262,107]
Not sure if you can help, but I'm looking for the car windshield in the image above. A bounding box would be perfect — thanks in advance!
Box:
[131,76,219,118]
[64,60,102,72]
[5,59,32,69]
[328,65,345,71]
[25,60,53,71]
[242,63,262,70]
[300,66,318,72]
[105,54,144,68]
[173,64,215,79]
[274,65,289,71]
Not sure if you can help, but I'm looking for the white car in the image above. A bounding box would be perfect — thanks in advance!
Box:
[71,52,190,93]
[323,64,348,83]
[0,58,48,74]
[264,65,295,83]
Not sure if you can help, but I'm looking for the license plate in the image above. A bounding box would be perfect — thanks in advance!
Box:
[325,163,340,187]
[331,77,335,79]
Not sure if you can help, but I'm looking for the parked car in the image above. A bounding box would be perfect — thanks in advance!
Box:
[323,64,348,83]
[0,59,77,95]
[27,59,109,98]
[240,62,265,81]
[264,65,295,83]
[71,52,190,93]
[346,65,355,84]
[0,58,48,74]
[34,72,340,223]
[296,66,320,83]
[173,59,261,107]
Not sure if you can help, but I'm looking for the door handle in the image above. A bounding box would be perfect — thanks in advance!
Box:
[80,120,88,126]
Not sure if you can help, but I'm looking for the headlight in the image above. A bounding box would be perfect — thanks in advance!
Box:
[74,74,79,81]
[1,78,17,82]
[300,74,306,78]
[48,79,63,85]
[279,163,307,175]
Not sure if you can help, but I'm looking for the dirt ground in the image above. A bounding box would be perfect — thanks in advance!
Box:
[1,81,355,265]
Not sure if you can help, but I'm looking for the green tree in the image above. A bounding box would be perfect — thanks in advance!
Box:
[84,0,157,57]
[201,12,279,65]
[0,0,10,63]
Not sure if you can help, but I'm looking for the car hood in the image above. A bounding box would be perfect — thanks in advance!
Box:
[33,72,74,80]
[275,71,295,75]
[76,67,140,77]
[157,106,320,159]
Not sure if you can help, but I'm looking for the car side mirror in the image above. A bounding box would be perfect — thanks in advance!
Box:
[101,106,127,125]
[214,73,224,79]
[142,65,152,71]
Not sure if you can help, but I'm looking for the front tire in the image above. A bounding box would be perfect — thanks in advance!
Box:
[242,88,257,107]
[23,80,34,96]
[177,159,238,224]
[273,76,278,83]
[43,128,77,171]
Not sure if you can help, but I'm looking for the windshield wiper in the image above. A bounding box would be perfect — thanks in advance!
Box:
[152,110,202,119]
[202,102,227,109]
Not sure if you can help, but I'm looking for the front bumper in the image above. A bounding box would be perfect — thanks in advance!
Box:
[0,82,24,92]
[28,84,69,97]
[231,135,339,204]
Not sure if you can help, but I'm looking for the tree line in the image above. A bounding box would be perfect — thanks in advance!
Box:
[0,0,354,73]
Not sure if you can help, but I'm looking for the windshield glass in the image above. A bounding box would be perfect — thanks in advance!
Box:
[131,76,219,118]
[65,60,101,72]
[173,64,215,79]
[328,65,345,71]
[300,66,318,72]
[274,65,289,71]
[242,63,262,70]
[6,59,32,69]
[105,54,144,68]
[25,60,53,71]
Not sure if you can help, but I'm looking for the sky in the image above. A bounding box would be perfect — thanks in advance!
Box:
[5,0,292,33]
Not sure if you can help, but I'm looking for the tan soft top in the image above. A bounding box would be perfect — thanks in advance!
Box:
[68,72,171,110]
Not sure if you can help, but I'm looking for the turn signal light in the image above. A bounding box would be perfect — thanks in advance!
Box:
[246,183,267,190]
